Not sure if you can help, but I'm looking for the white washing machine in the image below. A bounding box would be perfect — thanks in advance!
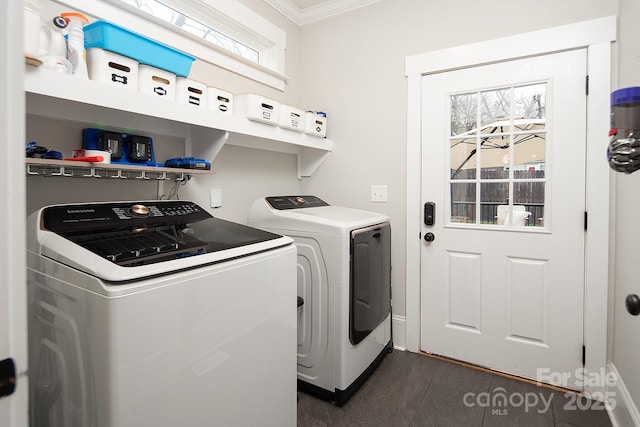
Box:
[248,195,392,405]
[27,200,297,427]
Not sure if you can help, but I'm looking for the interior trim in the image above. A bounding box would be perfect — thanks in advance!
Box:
[264,0,383,25]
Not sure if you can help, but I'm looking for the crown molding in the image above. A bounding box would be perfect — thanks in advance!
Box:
[264,0,382,25]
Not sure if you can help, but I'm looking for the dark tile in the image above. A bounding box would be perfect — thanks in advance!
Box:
[430,358,493,394]
[410,383,484,427]
[334,401,417,427]
[360,350,439,408]
[297,392,345,426]
[551,392,612,427]
[487,375,557,403]
[479,377,555,426]
[482,397,554,426]
[296,351,614,427]
[332,352,429,427]
[297,413,330,427]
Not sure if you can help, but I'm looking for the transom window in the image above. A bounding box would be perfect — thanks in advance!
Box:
[449,83,547,227]
[88,0,288,89]
[116,0,259,63]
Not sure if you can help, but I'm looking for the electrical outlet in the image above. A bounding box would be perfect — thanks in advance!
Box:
[370,185,388,203]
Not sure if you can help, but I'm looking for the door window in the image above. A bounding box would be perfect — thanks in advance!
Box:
[449,83,547,228]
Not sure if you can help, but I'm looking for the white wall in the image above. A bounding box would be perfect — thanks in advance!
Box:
[297,0,617,318]
[612,0,640,422]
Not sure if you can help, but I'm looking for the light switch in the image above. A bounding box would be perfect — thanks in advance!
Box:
[210,188,222,208]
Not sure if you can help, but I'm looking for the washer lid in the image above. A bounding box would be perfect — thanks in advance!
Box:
[28,200,292,282]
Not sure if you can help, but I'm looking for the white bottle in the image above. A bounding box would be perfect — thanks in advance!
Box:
[24,0,43,64]
[61,12,89,78]
[40,15,68,58]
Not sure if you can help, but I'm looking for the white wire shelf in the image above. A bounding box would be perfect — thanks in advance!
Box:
[25,158,213,180]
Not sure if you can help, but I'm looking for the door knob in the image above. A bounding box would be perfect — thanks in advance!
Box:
[626,294,640,316]
[424,232,435,242]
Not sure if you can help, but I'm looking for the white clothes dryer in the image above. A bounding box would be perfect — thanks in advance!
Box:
[248,195,392,405]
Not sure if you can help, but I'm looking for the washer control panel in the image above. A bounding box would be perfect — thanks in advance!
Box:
[43,201,211,233]
[265,195,329,210]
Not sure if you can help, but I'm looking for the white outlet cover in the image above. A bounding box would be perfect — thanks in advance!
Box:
[370,185,388,202]
[210,188,222,208]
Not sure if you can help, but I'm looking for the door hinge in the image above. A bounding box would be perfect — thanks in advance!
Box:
[585,75,589,96]
[582,345,586,365]
[584,211,588,231]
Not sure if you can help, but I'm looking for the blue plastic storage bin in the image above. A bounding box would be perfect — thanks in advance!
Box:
[84,20,195,77]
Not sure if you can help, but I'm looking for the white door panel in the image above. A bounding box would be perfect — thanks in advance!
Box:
[421,49,587,389]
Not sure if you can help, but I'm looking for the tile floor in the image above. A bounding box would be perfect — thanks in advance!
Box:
[297,350,613,427]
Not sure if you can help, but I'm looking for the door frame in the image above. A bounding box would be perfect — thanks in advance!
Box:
[0,0,27,425]
[404,16,616,398]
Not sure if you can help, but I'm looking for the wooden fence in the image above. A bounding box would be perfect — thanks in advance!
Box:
[450,168,545,226]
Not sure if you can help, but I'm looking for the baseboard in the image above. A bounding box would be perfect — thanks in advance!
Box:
[392,314,406,351]
[607,362,640,427]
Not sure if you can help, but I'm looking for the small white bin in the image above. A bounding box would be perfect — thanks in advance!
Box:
[235,93,280,125]
[86,48,138,92]
[278,105,305,132]
[304,112,327,137]
[176,78,207,108]
[138,65,176,101]
[207,87,234,115]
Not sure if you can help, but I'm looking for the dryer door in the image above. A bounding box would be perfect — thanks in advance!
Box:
[350,223,391,345]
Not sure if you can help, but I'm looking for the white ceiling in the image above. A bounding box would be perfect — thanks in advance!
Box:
[264,0,382,25]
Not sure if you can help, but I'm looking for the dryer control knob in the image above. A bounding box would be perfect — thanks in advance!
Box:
[130,204,150,217]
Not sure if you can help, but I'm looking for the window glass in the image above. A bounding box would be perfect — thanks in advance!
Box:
[116,0,259,63]
[514,83,547,120]
[450,93,478,136]
[480,88,510,126]
[450,183,476,224]
[514,182,545,227]
[513,131,546,178]
[480,182,509,224]
[449,83,547,227]
[479,135,510,179]
[450,138,477,179]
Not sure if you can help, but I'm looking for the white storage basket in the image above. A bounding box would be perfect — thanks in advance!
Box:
[278,105,305,132]
[138,65,176,101]
[304,112,327,137]
[86,48,138,92]
[176,78,207,108]
[234,94,280,125]
[207,87,234,115]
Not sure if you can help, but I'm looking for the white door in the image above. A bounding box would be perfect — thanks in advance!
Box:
[420,49,587,389]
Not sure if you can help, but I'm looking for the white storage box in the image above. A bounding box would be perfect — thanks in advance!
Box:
[138,65,176,101]
[305,112,327,137]
[207,87,234,115]
[235,94,280,125]
[86,48,138,92]
[176,78,207,108]
[278,105,305,132]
